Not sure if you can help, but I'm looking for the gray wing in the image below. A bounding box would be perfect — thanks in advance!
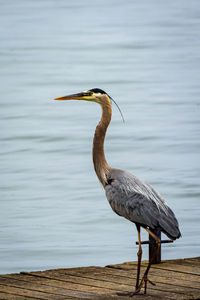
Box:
[105,168,181,240]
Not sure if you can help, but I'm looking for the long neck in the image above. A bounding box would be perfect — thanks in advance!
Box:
[93,98,112,187]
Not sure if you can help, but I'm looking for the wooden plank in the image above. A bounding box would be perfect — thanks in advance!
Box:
[67,268,199,297]
[0,275,118,297]
[52,266,200,289]
[0,257,199,300]
[185,257,200,262]
[0,283,67,300]
[106,263,200,283]
[19,267,199,298]
[169,258,200,267]
[0,291,37,300]
[183,259,200,266]
[0,278,163,300]
[34,265,200,288]
[165,257,200,264]
[0,277,96,299]
[5,273,129,293]
[107,261,200,278]
[150,262,200,276]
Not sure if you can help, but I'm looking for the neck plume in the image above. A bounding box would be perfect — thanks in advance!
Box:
[93,96,112,187]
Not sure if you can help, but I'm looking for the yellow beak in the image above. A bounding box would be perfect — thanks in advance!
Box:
[54,92,87,101]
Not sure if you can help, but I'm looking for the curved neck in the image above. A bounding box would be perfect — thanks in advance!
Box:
[93,96,112,187]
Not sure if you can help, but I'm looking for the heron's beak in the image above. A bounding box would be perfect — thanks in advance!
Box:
[54,92,94,101]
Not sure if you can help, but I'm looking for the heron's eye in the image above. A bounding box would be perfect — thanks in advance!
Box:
[84,92,92,96]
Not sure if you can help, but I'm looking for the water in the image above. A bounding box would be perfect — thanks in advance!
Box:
[0,0,200,274]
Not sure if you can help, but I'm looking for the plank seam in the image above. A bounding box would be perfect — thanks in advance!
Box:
[8,274,198,297]
[0,282,94,298]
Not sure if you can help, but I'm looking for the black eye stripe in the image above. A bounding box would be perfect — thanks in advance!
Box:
[83,92,92,96]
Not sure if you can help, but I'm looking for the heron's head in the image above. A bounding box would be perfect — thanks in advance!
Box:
[54,88,110,105]
[54,88,124,122]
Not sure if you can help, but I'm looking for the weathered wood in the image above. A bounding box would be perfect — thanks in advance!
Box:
[150,262,200,275]
[0,257,199,300]
[0,283,68,299]
[56,267,200,289]
[107,260,200,278]
[0,292,36,300]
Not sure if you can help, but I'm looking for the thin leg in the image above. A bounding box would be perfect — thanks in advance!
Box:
[136,224,142,290]
[145,227,161,243]
[135,228,160,295]
[117,224,142,296]
[116,227,160,297]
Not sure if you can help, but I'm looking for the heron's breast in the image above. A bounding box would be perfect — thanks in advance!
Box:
[105,182,134,218]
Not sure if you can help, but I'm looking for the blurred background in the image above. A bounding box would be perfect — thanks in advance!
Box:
[0,0,200,274]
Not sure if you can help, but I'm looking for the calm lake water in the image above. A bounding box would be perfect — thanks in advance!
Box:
[0,0,200,274]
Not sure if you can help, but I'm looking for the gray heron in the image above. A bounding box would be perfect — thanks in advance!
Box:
[54,88,181,296]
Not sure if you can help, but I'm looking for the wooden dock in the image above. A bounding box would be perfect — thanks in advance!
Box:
[0,257,199,299]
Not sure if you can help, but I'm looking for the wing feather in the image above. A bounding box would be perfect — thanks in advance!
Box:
[105,168,181,240]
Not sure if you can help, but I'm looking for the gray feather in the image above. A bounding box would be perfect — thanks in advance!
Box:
[105,168,181,240]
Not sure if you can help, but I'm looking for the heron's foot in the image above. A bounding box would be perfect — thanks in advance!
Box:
[116,276,155,297]
[140,275,156,295]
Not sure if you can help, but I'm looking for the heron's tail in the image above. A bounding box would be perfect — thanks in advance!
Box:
[158,206,181,240]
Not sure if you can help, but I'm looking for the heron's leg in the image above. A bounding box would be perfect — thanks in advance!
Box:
[116,224,142,297]
[116,228,160,297]
[135,228,160,295]
[135,224,142,290]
